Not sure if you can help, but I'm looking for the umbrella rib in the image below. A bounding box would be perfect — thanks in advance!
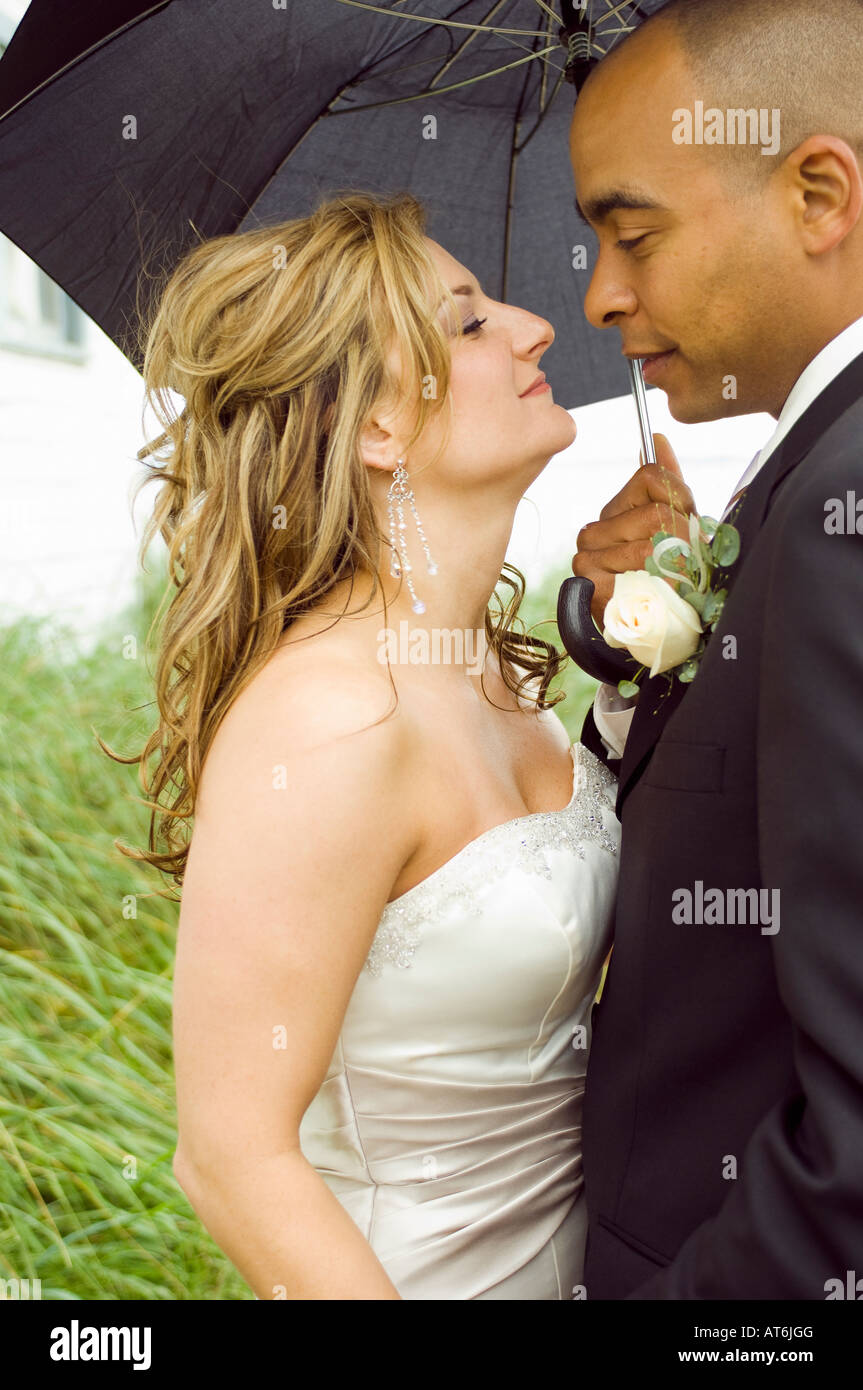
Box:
[426,0,512,90]
[559,0,644,63]
[374,6,569,92]
[501,11,551,302]
[575,0,644,61]
[0,1,172,125]
[331,6,537,96]
[326,44,563,112]
[330,0,547,37]
[516,62,566,156]
[229,77,374,220]
[595,0,642,32]
[427,12,570,93]
[309,1,574,99]
[527,2,570,129]
[533,1,553,114]
[530,0,564,24]
[327,2,569,109]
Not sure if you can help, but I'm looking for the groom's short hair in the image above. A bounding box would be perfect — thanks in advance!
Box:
[598,0,863,184]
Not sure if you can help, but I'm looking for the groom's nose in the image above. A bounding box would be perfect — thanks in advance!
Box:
[583,254,639,331]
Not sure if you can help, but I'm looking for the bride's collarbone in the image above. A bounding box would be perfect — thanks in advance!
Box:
[271,625,574,896]
[388,733,575,903]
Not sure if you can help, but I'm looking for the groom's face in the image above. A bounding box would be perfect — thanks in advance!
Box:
[568,28,792,423]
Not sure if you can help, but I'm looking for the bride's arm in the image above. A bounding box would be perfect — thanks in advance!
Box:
[171,658,421,1300]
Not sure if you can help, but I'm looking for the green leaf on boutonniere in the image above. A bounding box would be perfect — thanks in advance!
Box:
[701,590,724,624]
[676,659,700,683]
[682,588,709,615]
[651,531,670,548]
[699,516,719,540]
[644,553,662,577]
[711,524,740,567]
[707,588,728,629]
[617,679,641,699]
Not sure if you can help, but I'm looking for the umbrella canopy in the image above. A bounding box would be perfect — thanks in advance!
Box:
[0,0,664,407]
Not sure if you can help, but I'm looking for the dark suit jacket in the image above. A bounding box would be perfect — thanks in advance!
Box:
[579,347,863,1298]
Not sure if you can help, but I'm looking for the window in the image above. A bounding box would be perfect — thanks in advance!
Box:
[0,233,89,362]
[0,11,88,361]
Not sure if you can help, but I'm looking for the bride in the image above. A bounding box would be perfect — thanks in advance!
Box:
[126,191,620,1299]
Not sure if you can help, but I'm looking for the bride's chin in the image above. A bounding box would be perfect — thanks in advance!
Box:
[524,410,576,462]
[551,407,577,450]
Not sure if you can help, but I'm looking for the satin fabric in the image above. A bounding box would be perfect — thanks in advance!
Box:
[299,742,620,1299]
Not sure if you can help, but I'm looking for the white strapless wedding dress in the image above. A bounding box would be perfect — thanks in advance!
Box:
[298,741,620,1299]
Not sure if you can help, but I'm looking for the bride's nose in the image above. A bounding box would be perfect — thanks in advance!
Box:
[510,305,555,359]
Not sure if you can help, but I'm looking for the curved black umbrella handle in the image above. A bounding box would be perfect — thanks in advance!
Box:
[556,575,638,686]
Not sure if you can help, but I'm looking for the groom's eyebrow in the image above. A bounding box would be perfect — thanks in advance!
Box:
[574,189,666,224]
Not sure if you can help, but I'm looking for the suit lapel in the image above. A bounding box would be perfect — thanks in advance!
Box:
[614,662,688,817]
[615,346,863,817]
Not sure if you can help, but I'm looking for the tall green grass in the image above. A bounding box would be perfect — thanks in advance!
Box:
[0,572,248,1300]
[0,562,596,1300]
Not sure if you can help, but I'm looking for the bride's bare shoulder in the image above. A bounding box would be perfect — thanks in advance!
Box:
[196,622,412,816]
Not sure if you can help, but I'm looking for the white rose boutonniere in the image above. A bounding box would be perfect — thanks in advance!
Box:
[602,513,741,696]
[604,571,702,679]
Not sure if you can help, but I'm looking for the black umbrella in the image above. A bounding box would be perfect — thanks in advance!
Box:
[0,0,663,406]
[0,0,662,679]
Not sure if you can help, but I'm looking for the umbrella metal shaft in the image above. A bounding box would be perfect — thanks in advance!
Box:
[628,357,656,466]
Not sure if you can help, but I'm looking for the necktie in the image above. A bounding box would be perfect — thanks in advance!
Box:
[720,449,761,522]
[721,485,748,521]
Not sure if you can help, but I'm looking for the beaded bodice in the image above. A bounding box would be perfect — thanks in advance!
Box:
[365,742,617,975]
[297,739,621,1300]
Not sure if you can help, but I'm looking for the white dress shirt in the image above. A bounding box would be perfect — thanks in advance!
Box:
[592,314,863,761]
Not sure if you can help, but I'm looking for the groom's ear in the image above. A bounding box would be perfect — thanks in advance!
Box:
[787,135,863,255]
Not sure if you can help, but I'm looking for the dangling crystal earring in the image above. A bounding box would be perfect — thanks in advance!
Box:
[386,457,438,615]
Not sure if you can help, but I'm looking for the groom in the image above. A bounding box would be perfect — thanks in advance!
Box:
[568,0,863,1298]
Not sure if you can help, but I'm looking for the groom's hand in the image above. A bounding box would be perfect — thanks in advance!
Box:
[571,434,697,625]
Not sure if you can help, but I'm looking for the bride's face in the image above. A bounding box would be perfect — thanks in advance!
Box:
[373,238,577,495]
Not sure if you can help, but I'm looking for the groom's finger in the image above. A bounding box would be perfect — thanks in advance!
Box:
[570,441,698,623]
[571,497,695,624]
[575,498,693,555]
[597,462,695,523]
[572,536,656,579]
[571,541,656,622]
